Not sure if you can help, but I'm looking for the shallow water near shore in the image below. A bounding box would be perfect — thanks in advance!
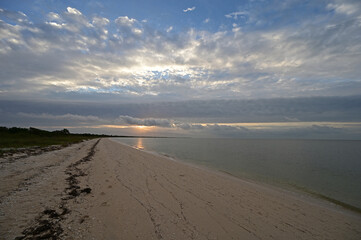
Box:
[113,137,361,210]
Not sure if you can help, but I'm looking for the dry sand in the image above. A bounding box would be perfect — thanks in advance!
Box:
[0,138,360,240]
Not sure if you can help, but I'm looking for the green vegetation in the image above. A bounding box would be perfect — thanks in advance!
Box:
[0,126,110,152]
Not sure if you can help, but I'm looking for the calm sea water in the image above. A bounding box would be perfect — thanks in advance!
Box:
[113,137,361,209]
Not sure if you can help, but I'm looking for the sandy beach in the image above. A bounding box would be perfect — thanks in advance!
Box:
[0,138,360,239]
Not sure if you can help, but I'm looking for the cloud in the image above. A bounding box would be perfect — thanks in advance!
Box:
[18,112,103,122]
[183,7,196,13]
[117,115,174,128]
[1,2,360,139]
[66,7,82,15]
[2,96,361,123]
[0,112,107,128]
[92,16,110,26]
[1,99,360,139]
[327,0,361,15]
[225,11,248,20]
[0,8,30,24]
[46,21,65,28]
[47,12,61,21]
[0,4,361,102]
[115,16,136,26]
[114,16,143,37]
[176,123,205,130]
[166,26,173,33]
[203,18,210,23]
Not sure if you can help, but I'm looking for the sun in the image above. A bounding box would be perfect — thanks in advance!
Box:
[133,125,155,133]
[133,125,151,132]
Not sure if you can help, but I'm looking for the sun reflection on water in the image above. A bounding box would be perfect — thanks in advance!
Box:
[136,138,144,150]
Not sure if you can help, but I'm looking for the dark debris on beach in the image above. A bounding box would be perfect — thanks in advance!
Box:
[14,139,100,240]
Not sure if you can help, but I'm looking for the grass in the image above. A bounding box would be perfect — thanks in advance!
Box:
[0,134,97,148]
[0,127,109,156]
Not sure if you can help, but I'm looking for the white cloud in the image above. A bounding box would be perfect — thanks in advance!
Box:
[132,28,142,35]
[1,4,361,102]
[66,7,82,15]
[92,16,110,26]
[225,11,248,20]
[166,26,173,33]
[18,11,26,17]
[46,21,65,28]
[115,16,136,26]
[327,1,361,15]
[0,8,31,24]
[183,6,196,13]
[203,18,210,23]
[47,12,61,21]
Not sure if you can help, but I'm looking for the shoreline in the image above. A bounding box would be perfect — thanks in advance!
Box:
[110,138,361,217]
[1,138,360,239]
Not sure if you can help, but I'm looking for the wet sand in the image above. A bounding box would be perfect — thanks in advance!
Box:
[0,138,360,239]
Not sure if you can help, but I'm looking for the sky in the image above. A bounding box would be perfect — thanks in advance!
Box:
[0,0,361,139]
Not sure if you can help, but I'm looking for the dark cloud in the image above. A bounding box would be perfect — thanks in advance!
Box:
[0,97,360,139]
[117,115,173,128]
[1,112,106,127]
[177,123,204,130]
[1,96,361,123]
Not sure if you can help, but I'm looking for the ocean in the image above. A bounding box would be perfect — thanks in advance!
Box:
[113,137,361,210]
